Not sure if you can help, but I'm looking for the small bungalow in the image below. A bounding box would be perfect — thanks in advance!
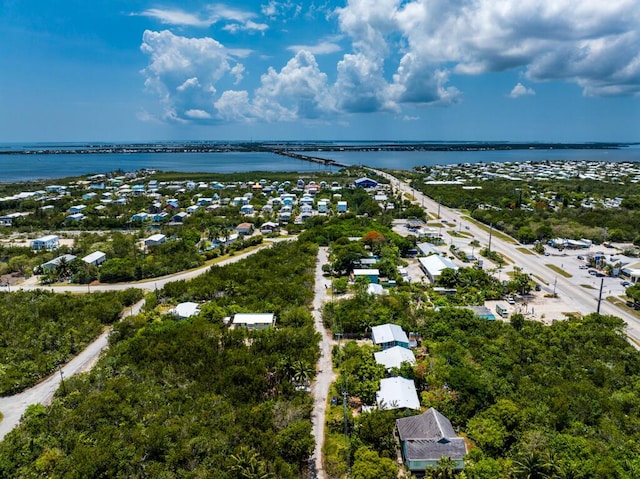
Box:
[172,212,189,223]
[396,408,466,473]
[337,201,348,213]
[236,223,254,235]
[66,213,85,222]
[353,268,380,284]
[131,212,150,222]
[82,251,107,267]
[317,200,329,213]
[170,302,201,319]
[372,323,410,350]
[260,221,279,234]
[153,212,169,222]
[186,205,200,214]
[374,346,416,370]
[31,234,59,251]
[67,204,87,214]
[231,313,276,330]
[144,233,167,247]
[0,212,25,226]
[40,254,77,272]
[240,204,255,215]
[376,377,420,410]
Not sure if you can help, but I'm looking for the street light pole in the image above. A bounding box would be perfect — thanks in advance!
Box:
[488,223,493,253]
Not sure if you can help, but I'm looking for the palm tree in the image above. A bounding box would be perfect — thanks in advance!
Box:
[426,456,457,479]
[229,446,273,479]
[513,450,552,479]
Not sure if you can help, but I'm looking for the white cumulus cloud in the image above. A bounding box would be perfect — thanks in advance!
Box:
[140,30,235,122]
[509,82,536,98]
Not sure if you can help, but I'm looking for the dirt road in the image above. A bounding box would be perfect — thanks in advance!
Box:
[0,241,282,440]
[0,298,145,440]
[311,247,336,479]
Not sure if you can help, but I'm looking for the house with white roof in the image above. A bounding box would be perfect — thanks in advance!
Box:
[418,255,459,283]
[372,323,410,350]
[31,235,59,251]
[144,233,166,247]
[374,346,416,370]
[231,313,275,330]
[377,377,420,410]
[170,302,201,319]
[82,251,107,267]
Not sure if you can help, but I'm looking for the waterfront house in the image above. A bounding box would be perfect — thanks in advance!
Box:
[372,323,410,350]
[396,408,466,473]
[31,235,59,251]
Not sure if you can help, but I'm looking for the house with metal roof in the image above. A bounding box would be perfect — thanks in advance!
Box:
[418,255,459,282]
[82,251,107,267]
[31,234,59,251]
[372,323,409,350]
[376,377,420,410]
[354,177,378,189]
[374,346,416,370]
[231,313,276,330]
[396,408,467,473]
[171,302,201,319]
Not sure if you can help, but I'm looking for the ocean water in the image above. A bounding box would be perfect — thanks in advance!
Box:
[309,145,640,169]
[0,152,338,183]
[0,145,638,183]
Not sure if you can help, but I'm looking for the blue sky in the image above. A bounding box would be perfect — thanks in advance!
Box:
[1,0,639,142]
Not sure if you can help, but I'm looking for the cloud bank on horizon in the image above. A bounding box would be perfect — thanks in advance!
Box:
[138,0,640,126]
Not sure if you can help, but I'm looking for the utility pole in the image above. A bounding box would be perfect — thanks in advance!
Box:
[488,223,493,253]
[597,277,604,313]
[58,365,67,395]
[553,276,558,296]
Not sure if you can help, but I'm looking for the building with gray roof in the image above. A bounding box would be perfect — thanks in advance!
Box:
[396,407,466,473]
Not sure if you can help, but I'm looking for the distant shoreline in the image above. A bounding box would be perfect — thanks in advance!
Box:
[0,141,634,156]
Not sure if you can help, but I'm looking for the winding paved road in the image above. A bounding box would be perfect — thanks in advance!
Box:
[310,247,336,479]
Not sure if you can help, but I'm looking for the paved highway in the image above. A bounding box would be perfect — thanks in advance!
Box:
[374,169,640,344]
